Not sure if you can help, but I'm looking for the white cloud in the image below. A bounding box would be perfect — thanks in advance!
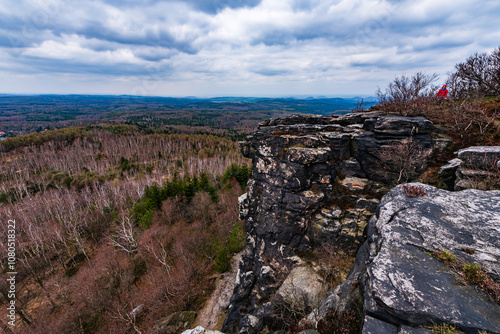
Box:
[21,36,146,65]
[0,0,499,95]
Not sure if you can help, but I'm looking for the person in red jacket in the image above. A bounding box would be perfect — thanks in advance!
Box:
[436,84,448,104]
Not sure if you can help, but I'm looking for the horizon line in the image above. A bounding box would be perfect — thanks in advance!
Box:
[0,93,378,99]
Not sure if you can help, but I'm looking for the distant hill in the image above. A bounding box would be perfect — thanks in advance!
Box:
[0,95,377,136]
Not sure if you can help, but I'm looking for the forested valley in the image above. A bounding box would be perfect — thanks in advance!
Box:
[0,126,251,333]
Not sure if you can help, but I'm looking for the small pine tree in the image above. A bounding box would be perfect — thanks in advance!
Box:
[215,247,231,273]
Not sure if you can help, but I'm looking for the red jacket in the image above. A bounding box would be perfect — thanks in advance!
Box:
[436,87,448,98]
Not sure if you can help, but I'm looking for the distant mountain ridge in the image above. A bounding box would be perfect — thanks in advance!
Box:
[0,94,377,110]
[0,94,378,136]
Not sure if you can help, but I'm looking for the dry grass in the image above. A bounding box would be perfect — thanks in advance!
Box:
[430,323,463,334]
[431,250,500,304]
[314,243,356,290]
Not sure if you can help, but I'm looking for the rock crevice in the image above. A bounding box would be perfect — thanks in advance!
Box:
[223,113,436,333]
[223,113,500,334]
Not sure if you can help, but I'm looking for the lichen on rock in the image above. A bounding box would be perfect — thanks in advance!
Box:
[223,113,438,333]
[222,113,500,334]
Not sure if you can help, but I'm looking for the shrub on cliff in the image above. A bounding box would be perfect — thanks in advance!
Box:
[373,48,500,150]
[375,71,438,116]
[447,46,500,99]
[376,138,431,184]
[215,222,245,273]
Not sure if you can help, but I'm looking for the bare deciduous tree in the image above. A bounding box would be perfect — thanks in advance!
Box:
[350,98,366,113]
[377,72,439,104]
[447,47,500,99]
[376,138,431,184]
[376,72,439,115]
[110,216,139,254]
[108,306,143,334]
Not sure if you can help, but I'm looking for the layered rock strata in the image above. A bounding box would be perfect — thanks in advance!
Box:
[345,183,499,333]
[223,113,435,333]
[440,146,500,190]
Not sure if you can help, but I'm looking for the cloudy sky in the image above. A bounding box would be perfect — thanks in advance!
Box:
[1,0,499,97]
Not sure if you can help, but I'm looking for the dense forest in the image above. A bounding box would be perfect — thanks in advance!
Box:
[0,128,251,333]
[0,95,376,137]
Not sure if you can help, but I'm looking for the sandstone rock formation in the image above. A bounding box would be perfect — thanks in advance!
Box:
[220,113,500,334]
[355,183,499,333]
[440,146,500,190]
[223,113,437,333]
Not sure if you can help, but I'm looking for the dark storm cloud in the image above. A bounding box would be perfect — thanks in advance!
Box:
[251,21,351,47]
[0,16,54,48]
[0,1,200,53]
[12,54,174,77]
[71,24,198,54]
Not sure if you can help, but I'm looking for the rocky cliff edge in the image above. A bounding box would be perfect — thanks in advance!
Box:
[221,113,499,334]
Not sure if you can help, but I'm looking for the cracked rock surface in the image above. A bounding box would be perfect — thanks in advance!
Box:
[360,183,500,333]
[220,113,499,334]
[223,113,435,333]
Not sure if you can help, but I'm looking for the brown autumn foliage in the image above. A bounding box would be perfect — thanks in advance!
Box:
[447,46,500,99]
[424,99,500,147]
[372,54,500,178]
[0,129,249,333]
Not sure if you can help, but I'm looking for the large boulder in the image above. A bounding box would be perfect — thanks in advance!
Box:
[363,115,433,136]
[352,127,432,184]
[438,158,462,190]
[439,146,500,190]
[456,146,500,168]
[333,110,384,126]
[353,184,500,333]
[275,265,328,313]
[455,146,500,190]
[181,326,224,334]
[259,114,331,127]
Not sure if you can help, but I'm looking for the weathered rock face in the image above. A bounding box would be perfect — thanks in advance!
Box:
[355,184,500,333]
[223,113,436,333]
[438,158,462,190]
[439,146,500,190]
[352,115,433,183]
[275,265,328,312]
